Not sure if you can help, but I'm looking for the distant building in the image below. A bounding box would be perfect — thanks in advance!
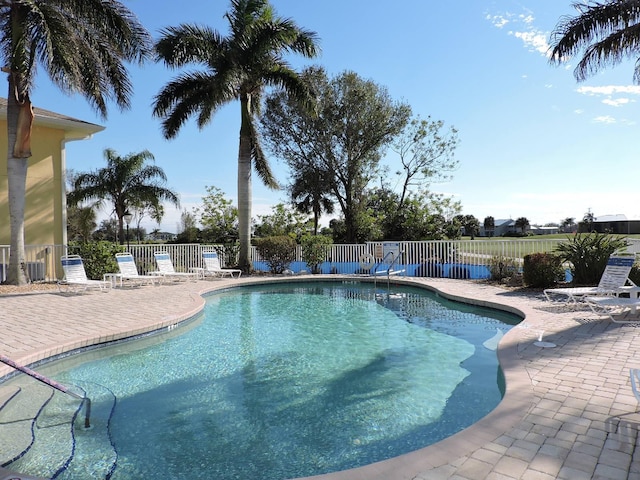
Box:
[530,225,560,235]
[480,219,515,237]
[579,214,640,234]
[145,231,177,242]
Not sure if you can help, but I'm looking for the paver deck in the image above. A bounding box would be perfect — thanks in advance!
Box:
[1,276,639,480]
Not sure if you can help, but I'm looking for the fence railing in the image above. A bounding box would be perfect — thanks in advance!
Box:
[4,238,640,282]
[0,245,69,282]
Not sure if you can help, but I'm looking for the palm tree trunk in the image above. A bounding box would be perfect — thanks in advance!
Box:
[6,80,30,285]
[237,97,253,273]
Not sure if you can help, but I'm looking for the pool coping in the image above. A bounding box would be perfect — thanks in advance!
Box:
[1,275,638,480]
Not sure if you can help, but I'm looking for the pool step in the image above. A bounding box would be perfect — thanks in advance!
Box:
[2,383,77,479]
[56,381,117,479]
[0,381,117,480]
[0,383,54,467]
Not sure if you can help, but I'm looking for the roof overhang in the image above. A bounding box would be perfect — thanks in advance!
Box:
[0,98,105,142]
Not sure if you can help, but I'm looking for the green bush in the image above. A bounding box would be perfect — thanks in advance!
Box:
[488,255,518,281]
[255,236,297,274]
[523,253,564,288]
[301,235,332,274]
[629,263,640,286]
[554,233,628,285]
[68,241,122,280]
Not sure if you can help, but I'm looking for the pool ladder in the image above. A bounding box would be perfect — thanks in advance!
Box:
[372,251,404,289]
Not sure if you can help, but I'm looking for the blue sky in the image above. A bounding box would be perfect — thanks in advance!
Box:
[31,1,640,232]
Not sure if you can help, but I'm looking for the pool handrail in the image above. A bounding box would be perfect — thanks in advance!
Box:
[0,354,91,428]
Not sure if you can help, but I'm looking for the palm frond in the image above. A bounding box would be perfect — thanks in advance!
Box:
[155,24,225,68]
[153,71,236,138]
[549,0,640,82]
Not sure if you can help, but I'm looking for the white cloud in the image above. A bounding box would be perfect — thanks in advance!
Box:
[488,9,550,57]
[520,14,535,25]
[602,97,631,107]
[510,29,550,56]
[577,85,640,96]
[593,115,616,124]
[486,13,510,28]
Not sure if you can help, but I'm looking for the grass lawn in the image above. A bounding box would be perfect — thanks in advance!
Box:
[455,233,640,258]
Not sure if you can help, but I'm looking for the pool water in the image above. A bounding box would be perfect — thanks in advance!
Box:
[6,282,519,480]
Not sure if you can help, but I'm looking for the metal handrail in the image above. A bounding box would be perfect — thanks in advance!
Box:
[0,355,91,428]
[373,251,404,288]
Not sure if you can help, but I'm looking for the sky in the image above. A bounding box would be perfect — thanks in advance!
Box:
[29,0,640,233]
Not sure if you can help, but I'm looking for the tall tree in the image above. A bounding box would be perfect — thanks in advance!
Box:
[484,216,495,237]
[195,186,238,243]
[549,1,640,82]
[456,214,479,239]
[2,0,151,285]
[66,204,97,243]
[261,67,411,242]
[391,115,459,209]
[68,149,179,245]
[561,217,576,233]
[153,0,319,272]
[290,166,334,236]
[515,217,530,234]
[253,203,311,240]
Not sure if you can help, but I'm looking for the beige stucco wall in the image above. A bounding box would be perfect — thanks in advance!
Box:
[0,120,67,246]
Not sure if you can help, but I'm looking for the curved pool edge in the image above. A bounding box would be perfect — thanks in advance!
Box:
[0,275,537,480]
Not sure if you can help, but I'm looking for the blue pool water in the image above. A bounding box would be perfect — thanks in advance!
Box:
[8,281,520,480]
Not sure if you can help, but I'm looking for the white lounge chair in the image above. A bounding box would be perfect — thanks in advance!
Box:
[151,251,199,282]
[202,251,242,279]
[584,296,640,323]
[58,255,111,293]
[115,253,158,286]
[543,255,639,306]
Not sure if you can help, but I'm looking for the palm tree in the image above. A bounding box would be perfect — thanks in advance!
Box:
[515,217,530,234]
[561,217,576,233]
[68,149,180,245]
[67,204,98,242]
[483,216,495,237]
[549,1,640,82]
[2,1,151,285]
[290,168,334,235]
[152,0,319,272]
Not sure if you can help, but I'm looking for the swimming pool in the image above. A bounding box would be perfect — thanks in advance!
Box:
[2,281,520,479]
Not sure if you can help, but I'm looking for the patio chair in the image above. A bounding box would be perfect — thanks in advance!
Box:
[202,251,242,279]
[584,296,640,323]
[58,255,111,293]
[115,253,158,287]
[151,251,199,282]
[543,255,639,306]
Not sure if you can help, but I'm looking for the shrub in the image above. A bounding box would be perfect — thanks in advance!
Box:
[255,236,297,274]
[523,253,564,288]
[301,235,332,274]
[68,241,122,280]
[488,255,518,281]
[629,263,640,286]
[554,233,628,285]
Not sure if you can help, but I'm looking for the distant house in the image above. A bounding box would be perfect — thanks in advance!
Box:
[530,225,560,235]
[0,99,104,247]
[480,219,516,237]
[579,214,640,234]
[145,231,177,242]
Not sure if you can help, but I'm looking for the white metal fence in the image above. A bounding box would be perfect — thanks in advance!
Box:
[4,237,640,282]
